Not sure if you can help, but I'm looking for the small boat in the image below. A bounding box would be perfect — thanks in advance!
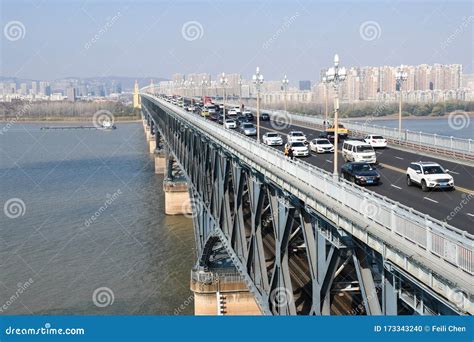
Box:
[99,121,117,130]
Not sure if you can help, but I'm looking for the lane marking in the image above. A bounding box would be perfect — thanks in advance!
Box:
[423,197,438,203]
[395,156,404,160]
[390,184,402,190]
[467,213,474,218]
[326,159,333,163]
[448,170,460,175]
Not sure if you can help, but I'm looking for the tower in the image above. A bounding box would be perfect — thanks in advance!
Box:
[133,80,141,109]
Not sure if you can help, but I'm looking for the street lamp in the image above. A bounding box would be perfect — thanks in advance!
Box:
[201,77,208,102]
[220,72,228,124]
[322,76,329,128]
[396,66,408,141]
[252,67,264,143]
[189,77,194,98]
[282,74,289,112]
[325,54,347,178]
[238,77,243,107]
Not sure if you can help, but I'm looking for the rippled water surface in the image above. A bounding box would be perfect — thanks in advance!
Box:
[0,122,195,315]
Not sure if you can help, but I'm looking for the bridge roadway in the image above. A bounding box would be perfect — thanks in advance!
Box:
[255,119,474,234]
[181,97,473,233]
[143,94,473,314]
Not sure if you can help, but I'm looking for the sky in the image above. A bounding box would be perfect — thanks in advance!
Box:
[1,0,473,84]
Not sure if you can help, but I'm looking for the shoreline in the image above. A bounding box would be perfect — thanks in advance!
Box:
[342,112,474,121]
[1,118,141,124]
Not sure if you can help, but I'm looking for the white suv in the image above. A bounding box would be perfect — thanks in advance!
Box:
[287,131,307,144]
[406,162,454,192]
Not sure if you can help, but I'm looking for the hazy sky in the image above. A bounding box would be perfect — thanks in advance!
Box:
[1,0,473,83]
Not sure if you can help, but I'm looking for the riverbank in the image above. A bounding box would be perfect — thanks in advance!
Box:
[1,116,141,123]
[343,111,474,121]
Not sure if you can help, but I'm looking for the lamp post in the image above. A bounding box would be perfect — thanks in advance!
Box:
[220,72,228,125]
[189,77,194,98]
[325,54,347,178]
[238,77,243,107]
[282,74,289,112]
[396,66,408,141]
[201,77,208,102]
[253,67,264,143]
[322,76,329,128]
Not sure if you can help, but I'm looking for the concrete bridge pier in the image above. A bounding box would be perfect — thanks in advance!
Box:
[190,268,262,315]
[163,150,191,215]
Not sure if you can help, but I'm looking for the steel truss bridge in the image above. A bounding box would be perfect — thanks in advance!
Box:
[140,93,473,316]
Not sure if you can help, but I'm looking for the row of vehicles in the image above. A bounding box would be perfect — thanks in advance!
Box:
[163,95,455,193]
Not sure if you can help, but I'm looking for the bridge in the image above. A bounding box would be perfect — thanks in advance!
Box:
[138,89,473,316]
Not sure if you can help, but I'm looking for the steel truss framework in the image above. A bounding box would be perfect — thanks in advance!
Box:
[141,98,462,316]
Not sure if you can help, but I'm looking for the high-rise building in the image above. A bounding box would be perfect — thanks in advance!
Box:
[66,87,76,102]
[31,81,38,95]
[299,80,311,91]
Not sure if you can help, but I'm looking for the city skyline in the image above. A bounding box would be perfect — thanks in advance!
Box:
[1,0,472,82]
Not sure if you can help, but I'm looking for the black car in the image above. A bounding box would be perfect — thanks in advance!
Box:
[341,162,381,186]
[236,115,250,126]
[244,112,254,121]
[319,131,335,143]
[217,115,224,124]
[261,113,270,121]
[209,113,219,121]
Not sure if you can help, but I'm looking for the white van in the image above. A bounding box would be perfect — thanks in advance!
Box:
[342,140,376,163]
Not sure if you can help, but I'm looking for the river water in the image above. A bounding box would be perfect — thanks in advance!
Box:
[0,122,195,315]
[348,117,473,139]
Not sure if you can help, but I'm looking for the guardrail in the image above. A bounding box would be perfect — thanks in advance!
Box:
[228,103,474,161]
[143,94,473,276]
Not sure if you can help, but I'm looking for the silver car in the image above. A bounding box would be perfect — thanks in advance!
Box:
[240,123,257,136]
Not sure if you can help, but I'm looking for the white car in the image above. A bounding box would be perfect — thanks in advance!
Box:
[364,135,387,148]
[286,142,309,157]
[309,138,334,153]
[262,132,283,146]
[287,131,307,144]
[187,106,196,112]
[242,110,252,116]
[233,106,242,114]
[228,109,237,115]
[406,162,454,192]
[224,119,237,129]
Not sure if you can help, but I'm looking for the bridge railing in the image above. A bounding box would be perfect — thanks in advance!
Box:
[233,104,473,159]
[143,94,473,276]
